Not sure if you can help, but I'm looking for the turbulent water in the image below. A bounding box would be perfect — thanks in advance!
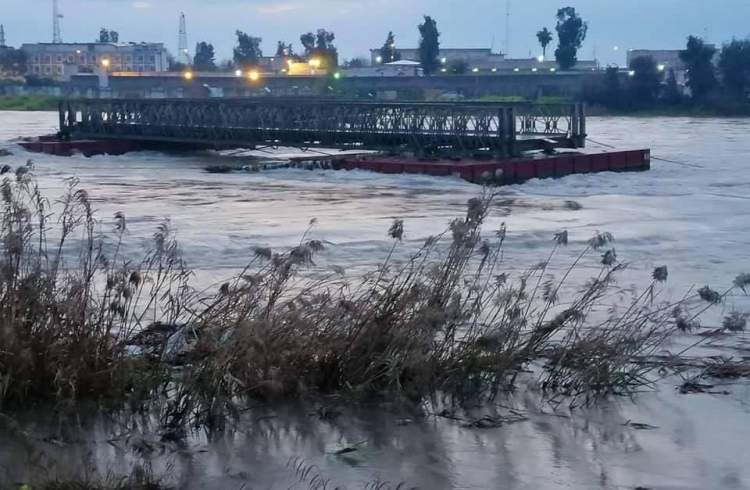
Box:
[1,111,750,489]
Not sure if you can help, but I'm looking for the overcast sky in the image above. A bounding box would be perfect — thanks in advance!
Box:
[3,0,749,65]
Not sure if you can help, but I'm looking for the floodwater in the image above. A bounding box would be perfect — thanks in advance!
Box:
[1,111,750,489]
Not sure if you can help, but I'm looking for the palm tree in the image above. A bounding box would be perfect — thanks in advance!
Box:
[536,27,553,58]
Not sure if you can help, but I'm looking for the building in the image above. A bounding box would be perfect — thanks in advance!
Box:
[344,60,423,78]
[21,42,169,80]
[371,48,505,69]
[370,47,597,73]
[626,47,717,88]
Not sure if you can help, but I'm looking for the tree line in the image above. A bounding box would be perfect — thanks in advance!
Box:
[589,35,750,111]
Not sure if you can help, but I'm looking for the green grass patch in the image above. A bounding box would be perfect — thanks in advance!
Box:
[0,95,61,111]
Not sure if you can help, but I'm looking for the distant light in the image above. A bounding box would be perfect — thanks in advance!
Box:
[333,71,341,80]
[75,49,81,54]
[513,67,520,72]
[441,68,447,72]
[308,58,322,68]
[491,67,497,72]
[441,57,447,64]
[550,68,556,72]
[287,59,294,66]
[235,69,243,77]
[537,55,544,62]
[281,68,288,73]
[628,70,636,77]
[657,64,666,72]
[248,70,260,81]
[531,67,538,72]
[375,55,383,63]
[183,71,193,80]
[613,46,619,51]
[472,67,480,73]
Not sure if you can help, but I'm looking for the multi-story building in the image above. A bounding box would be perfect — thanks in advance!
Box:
[21,42,169,80]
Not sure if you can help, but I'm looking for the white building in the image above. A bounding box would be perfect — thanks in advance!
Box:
[21,42,169,80]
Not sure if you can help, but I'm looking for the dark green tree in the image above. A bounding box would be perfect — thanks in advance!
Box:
[536,27,553,57]
[98,28,118,43]
[379,31,401,63]
[600,65,623,108]
[662,68,682,105]
[418,16,440,75]
[0,47,26,76]
[627,55,663,105]
[315,29,335,50]
[276,41,294,57]
[233,31,263,68]
[345,57,368,68]
[718,39,750,97]
[679,36,717,100]
[193,41,216,71]
[448,59,468,74]
[554,7,587,70]
[300,32,316,55]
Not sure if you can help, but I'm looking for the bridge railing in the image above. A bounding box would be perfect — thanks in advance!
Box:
[59,98,585,154]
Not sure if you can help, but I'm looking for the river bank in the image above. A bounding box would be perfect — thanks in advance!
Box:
[0,95,60,111]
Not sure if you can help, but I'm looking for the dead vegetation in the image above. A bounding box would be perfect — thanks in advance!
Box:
[1,168,748,429]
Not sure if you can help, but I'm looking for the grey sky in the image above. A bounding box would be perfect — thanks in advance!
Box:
[3,0,749,65]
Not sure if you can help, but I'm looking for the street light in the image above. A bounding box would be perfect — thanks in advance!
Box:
[472,67,480,73]
[235,69,243,77]
[183,70,193,80]
[101,58,111,69]
[531,67,538,72]
[375,55,383,63]
[657,64,666,72]
[333,71,341,80]
[537,55,544,63]
[441,57,447,64]
[248,70,260,81]
[628,70,636,77]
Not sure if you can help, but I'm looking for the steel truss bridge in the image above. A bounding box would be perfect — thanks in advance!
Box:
[58,98,586,156]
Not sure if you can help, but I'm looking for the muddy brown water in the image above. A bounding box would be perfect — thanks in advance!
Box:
[1,112,750,489]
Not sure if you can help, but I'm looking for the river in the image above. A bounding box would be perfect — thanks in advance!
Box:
[1,111,749,489]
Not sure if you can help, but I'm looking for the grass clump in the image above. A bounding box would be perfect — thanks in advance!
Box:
[1,169,746,427]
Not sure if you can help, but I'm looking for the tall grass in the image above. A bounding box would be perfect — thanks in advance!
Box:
[1,169,745,426]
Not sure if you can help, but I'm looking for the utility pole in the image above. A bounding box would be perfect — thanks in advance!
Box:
[504,0,511,57]
[178,12,191,64]
[0,24,6,47]
[52,0,63,44]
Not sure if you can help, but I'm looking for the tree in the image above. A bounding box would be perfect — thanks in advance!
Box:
[536,27,553,57]
[718,39,750,97]
[233,31,263,69]
[448,59,468,74]
[98,28,119,43]
[167,54,187,72]
[276,41,294,57]
[300,32,316,56]
[679,36,717,100]
[193,41,216,71]
[0,47,26,76]
[345,57,368,68]
[418,16,440,75]
[554,7,587,70]
[627,56,663,105]
[315,29,335,50]
[663,68,682,105]
[379,31,401,63]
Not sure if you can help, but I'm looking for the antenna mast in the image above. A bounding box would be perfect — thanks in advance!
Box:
[52,0,63,43]
[0,25,6,47]
[178,12,191,64]
[504,0,510,57]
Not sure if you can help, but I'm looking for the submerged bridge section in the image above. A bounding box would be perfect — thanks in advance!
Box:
[58,98,586,156]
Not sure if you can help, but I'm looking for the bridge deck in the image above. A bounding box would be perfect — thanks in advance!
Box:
[59,98,586,156]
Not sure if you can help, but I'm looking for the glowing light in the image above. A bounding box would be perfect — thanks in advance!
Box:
[182,71,193,80]
[628,70,636,77]
[287,59,294,66]
[375,55,383,63]
[101,58,111,68]
[537,55,544,62]
[440,68,447,73]
[513,67,520,72]
[333,71,341,80]
[235,69,243,77]
[308,58,322,68]
[550,68,556,72]
[491,68,497,72]
[441,57,447,64]
[657,64,666,72]
[531,67,538,72]
[472,67,480,73]
[248,70,260,81]
[613,46,619,51]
